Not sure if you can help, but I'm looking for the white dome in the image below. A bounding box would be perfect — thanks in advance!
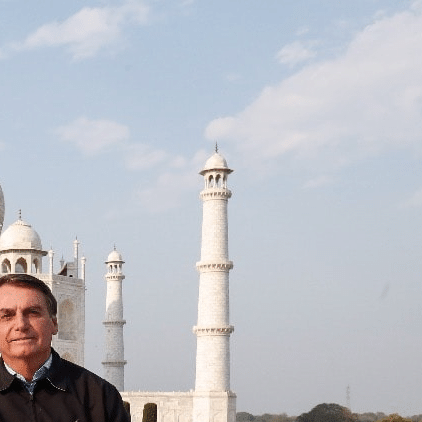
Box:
[200,152,232,175]
[0,218,43,251]
[106,249,124,263]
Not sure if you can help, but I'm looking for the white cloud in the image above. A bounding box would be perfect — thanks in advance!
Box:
[206,5,422,174]
[401,188,422,208]
[135,149,208,212]
[2,1,149,59]
[57,117,130,155]
[296,26,310,37]
[124,144,168,170]
[276,40,317,66]
[56,117,210,212]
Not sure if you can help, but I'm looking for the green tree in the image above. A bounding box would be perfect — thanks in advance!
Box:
[237,413,255,422]
[297,403,357,422]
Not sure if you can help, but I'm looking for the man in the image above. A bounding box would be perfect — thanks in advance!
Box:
[0,273,130,421]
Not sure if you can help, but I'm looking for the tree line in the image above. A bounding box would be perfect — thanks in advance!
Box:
[237,403,422,422]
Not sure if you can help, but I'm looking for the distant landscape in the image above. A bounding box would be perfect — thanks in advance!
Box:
[237,403,422,422]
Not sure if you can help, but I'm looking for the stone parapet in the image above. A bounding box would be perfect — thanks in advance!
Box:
[192,326,234,335]
[196,261,233,272]
[200,188,232,201]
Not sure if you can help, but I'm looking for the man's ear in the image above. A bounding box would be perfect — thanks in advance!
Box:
[52,317,58,335]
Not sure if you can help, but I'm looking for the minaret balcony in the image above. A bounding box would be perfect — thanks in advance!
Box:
[193,325,234,336]
[103,319,126,326]
[101,360,127,366]
[196,261,233,272]
[200,188,232,200]
[105,274,125,280]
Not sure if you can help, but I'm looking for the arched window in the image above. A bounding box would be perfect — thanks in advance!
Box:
[15,258,27,273]
[32,258,40,274]
[58,299,76,341]
[215,174,221,187]
[208,175,214,188]
[142,403,157,422]
[1,259,11,273]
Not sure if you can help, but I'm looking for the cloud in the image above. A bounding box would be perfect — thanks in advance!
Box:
[124,144,168,170]
[135,149,208,212]
[55,117,211,212]
[276,40,317,66]
[206,4,422,174]
[55,117,170,172]
[401,188,422,208]
[2,1,149,59]
[296,26,310,37]
[56,117,130,155]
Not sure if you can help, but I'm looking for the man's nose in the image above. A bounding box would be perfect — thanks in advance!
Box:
[14,313,30,330]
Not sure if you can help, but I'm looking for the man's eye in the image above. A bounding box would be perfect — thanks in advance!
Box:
[0,314,12,320]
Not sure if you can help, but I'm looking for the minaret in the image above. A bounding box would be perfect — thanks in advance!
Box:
[102,247,126,392]
[193,148,236,422]
[73,238,79,278]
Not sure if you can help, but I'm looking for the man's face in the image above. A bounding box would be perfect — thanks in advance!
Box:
[0,284,58,365]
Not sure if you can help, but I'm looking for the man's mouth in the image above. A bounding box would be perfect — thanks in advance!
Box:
[10,337,35,342]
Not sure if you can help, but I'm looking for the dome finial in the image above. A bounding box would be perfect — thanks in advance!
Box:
[215,142,218,153]
[18,209,22,220]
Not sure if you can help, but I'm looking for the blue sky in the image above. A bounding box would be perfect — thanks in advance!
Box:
[1,0,422,416]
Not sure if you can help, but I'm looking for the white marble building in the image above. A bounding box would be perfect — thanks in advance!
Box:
[0,149,236,422]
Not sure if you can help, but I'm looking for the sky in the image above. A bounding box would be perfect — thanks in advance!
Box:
[0,0,422,417]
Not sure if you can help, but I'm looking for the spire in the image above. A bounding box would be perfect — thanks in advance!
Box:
[18,209,22,220]
[215,142,218,153]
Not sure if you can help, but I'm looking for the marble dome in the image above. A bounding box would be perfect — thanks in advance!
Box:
[200,152,232,175]
[106,249,124,262]
[0,218,43,251]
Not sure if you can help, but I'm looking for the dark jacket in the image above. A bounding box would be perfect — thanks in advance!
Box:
[0,349,130,422]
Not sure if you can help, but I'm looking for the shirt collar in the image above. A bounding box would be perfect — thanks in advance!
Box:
[4,353,52,383]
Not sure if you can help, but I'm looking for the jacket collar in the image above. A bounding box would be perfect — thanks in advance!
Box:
[0,357,15,392]
[0,349,68,393]
[45,348,68,392]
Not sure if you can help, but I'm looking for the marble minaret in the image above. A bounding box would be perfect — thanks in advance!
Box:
[193,149,236,422]
[103,247,126,392]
